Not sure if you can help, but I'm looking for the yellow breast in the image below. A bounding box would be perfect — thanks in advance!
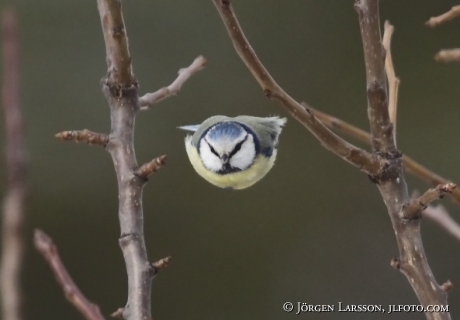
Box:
[185,136,276,189]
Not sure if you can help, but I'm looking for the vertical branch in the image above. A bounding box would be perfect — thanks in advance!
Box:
[96,1,153,319]
[1,9,26,320]
[382,21,399,134]
[355,1,451,319]
[97,0,134,86]
[355,0,394,153]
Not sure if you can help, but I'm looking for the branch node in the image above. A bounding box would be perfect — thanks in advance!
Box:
[441,280,453,292]
[134,155,167,180]
[390,257,401,270]
[402,183,456,219]
[150,256,172,276]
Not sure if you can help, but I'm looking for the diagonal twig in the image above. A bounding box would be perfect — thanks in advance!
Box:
[1,8,27,320]
[139,56,206,109]
[212,0,383,177]
[423,205,460,243]
[134,155,167,180]
[34,230,106,320]
[303,103,460,205]
[426,5,460,27]
[403,184,456,219]
[434,49,460,62]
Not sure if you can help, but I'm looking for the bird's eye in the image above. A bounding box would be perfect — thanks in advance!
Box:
[229,135,248,159]
[206,140,219,157]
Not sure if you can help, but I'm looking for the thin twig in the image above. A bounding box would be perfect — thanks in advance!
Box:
[355,1,450,318]
[96,1,177,319]
[1,9,26,320]
[423,205,460,243]
[434,49,460,62]
[403,183,456,219]
[303,103,460,204]
[110,308,124,319]
[134,155,167,180]
[212,0,383,176]
[34,230,106,320]
[55,129,109,146]
[139,56,206,109]
[426,5,460,27]
[151,256,172,275]
[382,21,400,132]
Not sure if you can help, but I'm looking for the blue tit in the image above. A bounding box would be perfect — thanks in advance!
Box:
[180,115,286,189]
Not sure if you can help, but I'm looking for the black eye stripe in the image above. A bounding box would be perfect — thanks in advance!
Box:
[229,135,248,159]
[205,139,219,157]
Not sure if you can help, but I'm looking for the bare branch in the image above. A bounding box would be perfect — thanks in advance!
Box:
[1,9,26,320]
[434,49,460,62]
[403,184,456,219]
[97,0,134,86]
[303,104,460,205]
[355,1,394,153]
[139,56,206,109]
[34,230,106,320]
[134,155,167,180]
[355,1,451,318]
[212,0,383,176]
[426,5,460,27]
[423,205,460,243]
[382,21,400,131]
[96,1,156,319]
[55,129,109,146]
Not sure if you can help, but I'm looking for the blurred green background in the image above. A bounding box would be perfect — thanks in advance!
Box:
[0,0,459,319]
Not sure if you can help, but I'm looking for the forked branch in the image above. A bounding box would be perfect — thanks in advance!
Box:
[355,1,450,319]
[213,0,452,319]
[304,104,460,204]
[212,0,383,177]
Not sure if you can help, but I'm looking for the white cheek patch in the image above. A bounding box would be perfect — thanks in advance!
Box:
[229,134,256,170]
[199,140,223,172]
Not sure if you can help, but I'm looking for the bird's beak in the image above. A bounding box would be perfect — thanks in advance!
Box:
[221,154,229,163]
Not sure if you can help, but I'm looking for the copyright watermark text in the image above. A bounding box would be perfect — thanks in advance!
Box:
[282,302,449,314]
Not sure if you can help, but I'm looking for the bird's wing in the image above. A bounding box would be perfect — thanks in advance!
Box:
[177,125,200,132]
